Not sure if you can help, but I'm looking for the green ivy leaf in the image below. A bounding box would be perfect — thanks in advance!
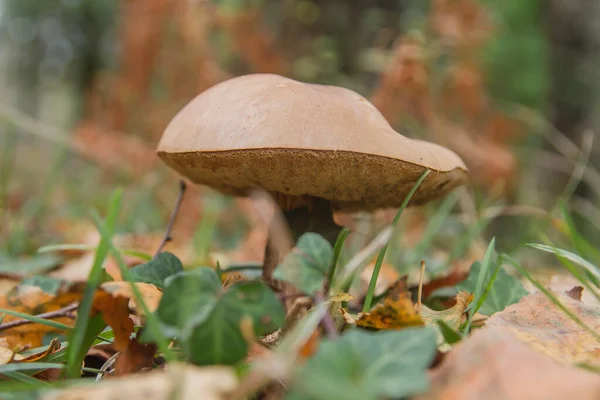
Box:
[287,327,438,400]
[19,276,69,295]
[154,267,284,365]
[273,233,333,295]
[154,267,222,336]
[457,261,528,315]
[129,252,183,289]
[183,281,284,365]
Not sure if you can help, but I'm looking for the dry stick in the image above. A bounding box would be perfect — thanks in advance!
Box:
[153,180,187,258]
[417,260,426,312]
[314,291,338,338]
[0,302,79,332]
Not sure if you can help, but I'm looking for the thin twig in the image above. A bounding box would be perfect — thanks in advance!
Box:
[154,180,187,258]
[314,291,338,338]
[417,260,425,312]
[0,302,79,331]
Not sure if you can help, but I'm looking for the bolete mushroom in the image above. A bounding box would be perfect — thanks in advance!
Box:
[156,73,469,288]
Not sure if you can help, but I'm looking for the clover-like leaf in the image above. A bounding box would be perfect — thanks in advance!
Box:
[183,281,284,365]
[154,267,284,365]
[273,233,333,295]
[457,261,528,315]
[154,267,222,336]
[129,252,184,289]
[287,327,438,400]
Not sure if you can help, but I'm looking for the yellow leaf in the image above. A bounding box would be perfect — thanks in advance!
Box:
[356,282,424,330]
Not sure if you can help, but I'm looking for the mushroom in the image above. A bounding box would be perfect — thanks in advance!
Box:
[156,73,469,288]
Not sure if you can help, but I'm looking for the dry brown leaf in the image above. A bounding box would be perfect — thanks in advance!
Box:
[358,260,400,298]
[0,283,83,348]
[522,271,600,308]
[416,326,600,400]
[20,338,61,363]
[421,291,473,350]
[355,280,424,330]
[485,290,600,367]
[113,337,157,377]
[41,362,238,400]
[99,281,163,317]
[92,290,134,353]
[418,269,470,299]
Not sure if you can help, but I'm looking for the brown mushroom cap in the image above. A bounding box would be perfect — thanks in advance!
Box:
[157,73,469,211]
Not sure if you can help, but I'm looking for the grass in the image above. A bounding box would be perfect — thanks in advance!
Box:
[2,70,600,399]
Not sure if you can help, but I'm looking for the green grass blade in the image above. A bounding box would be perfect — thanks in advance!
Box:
[0,308,72,332]
[503,254,600,344]
[90,213,175,361]
[405,192,459,267]
[559,202,600,264]
[462,238,496,335]
[527,243,600,281]
[0,371,48,386]
[327,228,350,290]
[362,170,430,312]
[38,244,153,261]
[0,362,65,374]
[65,189,123,378]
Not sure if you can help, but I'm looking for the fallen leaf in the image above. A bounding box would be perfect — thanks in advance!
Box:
[522,271,600,308]
[113,336,157,376]
[330,292,354,303]
[0,347,24,364]
[356,281,424,330]
[416,326,600,400]
[41,362,238,400]
[485,290,600,367]
[20,338,61,362]
[92,290,133,353]
[358,260,400,297]
[421,291,473,349]
[99,281,163,316]
[298,329,321,359]
[418,269,470,299]
[0,281,83,348]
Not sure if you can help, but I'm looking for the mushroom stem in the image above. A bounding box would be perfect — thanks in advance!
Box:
[263,196,342,290]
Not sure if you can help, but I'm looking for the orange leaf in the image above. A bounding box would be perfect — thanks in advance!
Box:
[113,337,157,376]
[92,291,134,353]
[356,281,424,330]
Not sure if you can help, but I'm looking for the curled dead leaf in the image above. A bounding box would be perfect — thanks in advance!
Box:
[421,291,473,350]
[356,281,424,330]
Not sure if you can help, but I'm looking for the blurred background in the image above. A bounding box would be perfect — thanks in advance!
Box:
[1,0,599,281]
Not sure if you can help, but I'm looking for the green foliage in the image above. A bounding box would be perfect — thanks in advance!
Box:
[65,189,122,379]
[287,328,438,400]
[482,0,549,109]
[129,252,183,290]
[273,233,334,296]
[154,267,285,365]
[436,320,462,345]
[457,260,528,316]
[0,255,62,275]
[154,267,222,336]
[19,276,68,295]
[527,244,600,284]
